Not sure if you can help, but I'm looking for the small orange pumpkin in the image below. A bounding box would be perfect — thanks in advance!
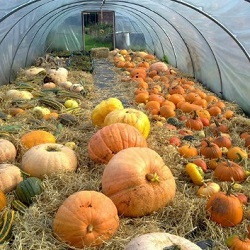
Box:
[213,160,247,182]
[206,185,243,227]
[200,140,222,159]
[178,145,198,158]
[185,112,204,131]
[20,130,56,149]
[226,235,250,250]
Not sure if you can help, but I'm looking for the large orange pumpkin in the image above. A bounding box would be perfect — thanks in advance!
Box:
[102,147,176,217]
[53,190,119,248]
[88,123,147,164]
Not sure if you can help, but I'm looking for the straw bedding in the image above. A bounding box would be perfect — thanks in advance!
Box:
[0,51,250,250]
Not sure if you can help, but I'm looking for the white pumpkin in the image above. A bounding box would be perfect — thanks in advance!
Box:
[125,232,202,250]
[0,164,23,193]
[24,67,45,77]
[59,81,73,90]
[6,90,33,100]
[20,143,78,179]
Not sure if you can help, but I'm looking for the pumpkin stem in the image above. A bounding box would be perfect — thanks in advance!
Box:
[192,110,198,119]
[20,169,30,179]
[87,224,94,233]
[214,119,220,127]
[46,145,61,152]
[203,139,211,147]
[146,172,160,182]
[226,159,233,167]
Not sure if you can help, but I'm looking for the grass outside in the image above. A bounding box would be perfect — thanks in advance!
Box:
[84,34,113,51]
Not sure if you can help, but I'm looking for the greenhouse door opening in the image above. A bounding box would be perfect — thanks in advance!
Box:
[82,11,115,51]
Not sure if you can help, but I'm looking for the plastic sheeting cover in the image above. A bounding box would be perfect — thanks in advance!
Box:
[0,0,249,115]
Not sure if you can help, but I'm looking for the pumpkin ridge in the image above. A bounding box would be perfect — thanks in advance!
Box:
[91,131,113,162]
[102,124,124,153]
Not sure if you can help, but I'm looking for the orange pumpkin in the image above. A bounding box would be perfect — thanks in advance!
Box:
[88,123,147,164]
[53,190,119,248]
[185,112,203,131]
[159,106,176,118]
[20,130,56,149]
[145,101,160,115]
[148,94,165,105]
[178,145,198,158]
[213,160,247,182]
[245,136,250,149]
[200,140,222,159]
[206,186,243,227]
[135,92,149,104]
[130,68,147,80]
[0,189,7,211]
[102,147,176,217]
[168,85,185,95]
[226,235,250,250]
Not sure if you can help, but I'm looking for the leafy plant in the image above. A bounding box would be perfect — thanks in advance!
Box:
[162,54,169,64]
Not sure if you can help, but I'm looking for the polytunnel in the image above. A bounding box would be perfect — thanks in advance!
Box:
[1,1,250,115]
[1,2,250,250]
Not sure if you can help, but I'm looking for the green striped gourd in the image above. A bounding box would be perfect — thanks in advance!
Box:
[0,210,15,244]
[14,177,43,205]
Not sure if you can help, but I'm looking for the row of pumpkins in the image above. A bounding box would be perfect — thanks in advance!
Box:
[0,48,249,249]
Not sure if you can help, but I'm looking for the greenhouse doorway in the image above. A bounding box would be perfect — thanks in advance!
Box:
[82,11,115,51]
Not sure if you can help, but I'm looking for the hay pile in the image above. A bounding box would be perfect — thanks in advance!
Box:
[0,51,250,250]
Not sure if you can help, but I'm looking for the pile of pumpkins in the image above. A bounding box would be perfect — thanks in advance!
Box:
[0,48,250,249]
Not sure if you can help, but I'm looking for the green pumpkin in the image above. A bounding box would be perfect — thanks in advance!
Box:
[167,117,183,128]
[14,177,43,205]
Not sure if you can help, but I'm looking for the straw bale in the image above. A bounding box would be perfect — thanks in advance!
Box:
[91,47,110,58]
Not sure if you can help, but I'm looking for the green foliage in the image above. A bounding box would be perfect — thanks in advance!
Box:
[162,54,169,64]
